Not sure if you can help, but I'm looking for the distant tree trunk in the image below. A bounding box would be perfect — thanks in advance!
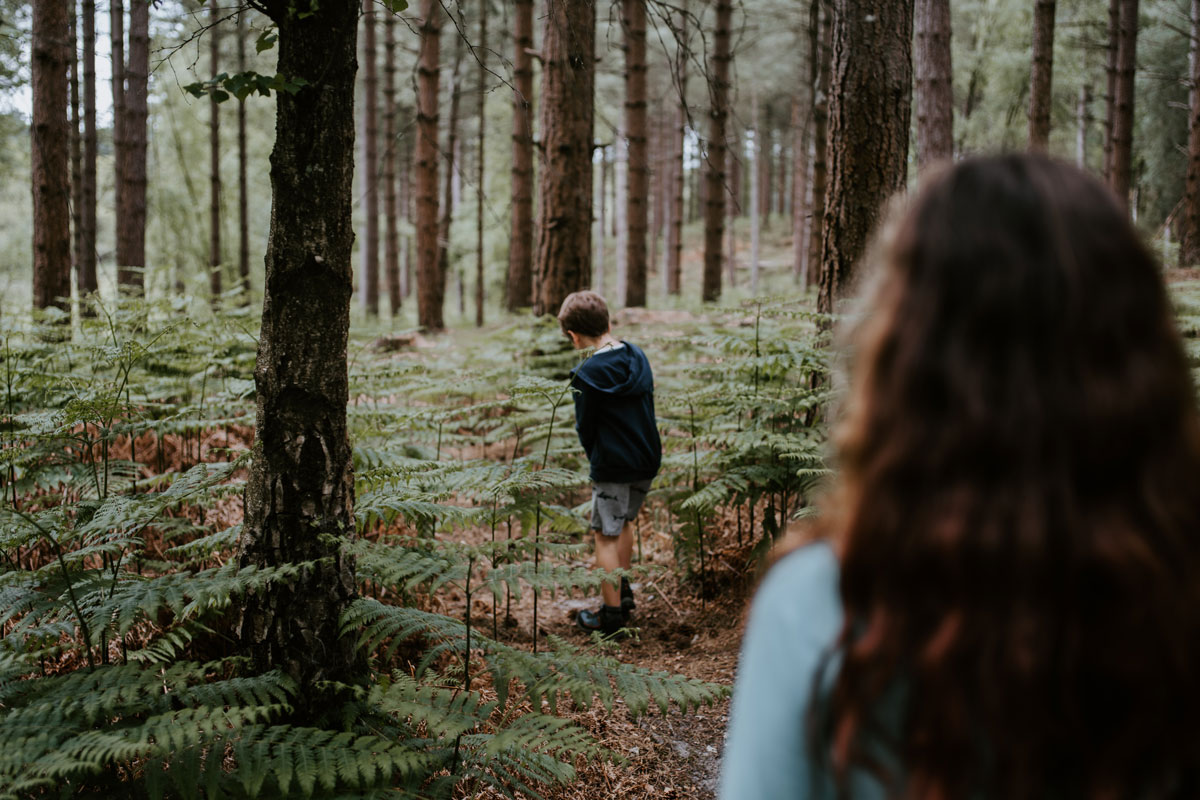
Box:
[1108,0,1137,210]
[760,106,772,228]
[384,10,401,316]
[437,26,465,319]
[806,0,833,288]
[649,110,663,285]
[401,126,413,299]
[750,93,761,293]
[614,131,628,303]
[1103,0,1119,181]
[817,0,914,314]
[80,0,97,296]
[1180,0,1200,266]
[238,0,365,706]
[111,0,131,290]
[506,0,534,310]
[209,5,222,305]
[361,5,380,316]
[596,145,608,294]
[237,9,250,299]
[726,129,737,288]
[776,118,789,219]
[1028,0,1056,152]
[32,0,72,314]
[533,0,595,316]
[70,7,82,285]
[914,0,953,166]
[792,90,811,284]
[1076,83,1091,168]
[117,0,147,292]
[667,6,686,296]
[701,0,732,303]
[622,0,648,307]
[475,0,487,327]
[415,0,443,330]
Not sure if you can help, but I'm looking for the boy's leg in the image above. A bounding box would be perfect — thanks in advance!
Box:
[593,531,623,608]
[617,520,634,570]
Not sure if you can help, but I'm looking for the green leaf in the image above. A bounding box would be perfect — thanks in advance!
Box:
[255,30,278,53]
[384,0,409,11]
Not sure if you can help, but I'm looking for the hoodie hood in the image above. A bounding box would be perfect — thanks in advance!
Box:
[571,341,654,397]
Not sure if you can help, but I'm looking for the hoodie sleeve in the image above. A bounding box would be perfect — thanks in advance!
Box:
[572,378,597,456]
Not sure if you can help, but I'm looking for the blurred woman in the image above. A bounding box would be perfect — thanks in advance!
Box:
[720,154,1200,799]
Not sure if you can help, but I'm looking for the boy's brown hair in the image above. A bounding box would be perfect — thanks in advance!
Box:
[557,291,610,337]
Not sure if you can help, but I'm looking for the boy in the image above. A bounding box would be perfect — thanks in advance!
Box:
[558,291,662,637]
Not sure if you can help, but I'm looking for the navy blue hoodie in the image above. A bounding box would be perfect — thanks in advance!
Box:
[570,341,662,483]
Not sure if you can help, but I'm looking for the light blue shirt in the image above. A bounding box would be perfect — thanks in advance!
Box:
[719,542,886,799]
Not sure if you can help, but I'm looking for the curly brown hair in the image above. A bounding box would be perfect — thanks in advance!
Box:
[820,154,1200,799]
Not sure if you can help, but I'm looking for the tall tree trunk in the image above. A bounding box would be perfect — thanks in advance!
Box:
[817,0,914,314]
[649,109,663,287]
[667,5,686,296]
[415,0,443,330]
[776,118,789,219]
[239,0,364,706]
[760,106,772,228]
[117,0,147,292]
[1076,83,1091,168]
[32,0,72,314]
[1108,0,1137,210]
[751,93,761,294]
[622,0,648,307]
[914,0,953,166]
[726,128,737,288]
[475,0,487,327]
[209,5,222,305]
[361,5,380,317]
[237,9,250,299]
[792,89,811,284]
[614,130,628,303]
[437,26,465,319]
[1103,0,1119,181]
[701,0,732,303]
[596,145,608,294]
[401,126,413,300]
[1028,0,1056,152]
[111,0,132,289]
[506,0,534,310]
[1179,0,1200,266]
[384,10,401,316]
[806,0,833,288]
[533,0,595,316]
[80,0,97,296]
[70,6,82,288]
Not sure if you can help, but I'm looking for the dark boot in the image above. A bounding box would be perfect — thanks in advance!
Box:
[577,604,627,637]
[620,577,635,616]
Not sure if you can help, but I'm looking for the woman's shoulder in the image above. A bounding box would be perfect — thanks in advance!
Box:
[750,540,843,648]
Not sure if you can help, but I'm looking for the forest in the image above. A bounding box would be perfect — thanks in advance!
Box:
[5,0,1200,797]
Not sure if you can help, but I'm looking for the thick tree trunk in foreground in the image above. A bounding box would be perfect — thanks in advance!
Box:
[238,9,250,299]
[361,5,380,316]
[806,0,833,288]
[239,0,364,701]
[701,0,732,303]
[1108,0,1137,210]
[32,0,72,314]
[117,0,147,290]
[914,0,953,166]
[384,11,401,316]
[533,0,595,316]
[1028,0,1056,152]
[415,0,443,330]
[507,0,535,310]
[1180,0,1200,266]
[622,0,648,307]
[80,0,97,296]
[817,0,914,314]
[209,6,222,305]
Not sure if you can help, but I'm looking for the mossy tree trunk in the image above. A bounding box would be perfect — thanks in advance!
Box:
[239,0,365,706]
[816,0,913,314]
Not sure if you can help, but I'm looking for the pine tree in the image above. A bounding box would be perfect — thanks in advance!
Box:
[209,5,222,305]
[117,0,148,291]
[507,0,535,310]
[32,0,71,314]
[806,0,833,288]
[1028,0,1056,152]
[701,0,732,303]
[79,0,97,296]
[915,0,953,166]
[415,0,444,330]
[384,9,401,316]
[1108,0,1138,210]
[361,4,380,317]
[1180,0,1200,266]
[622,0,649,308]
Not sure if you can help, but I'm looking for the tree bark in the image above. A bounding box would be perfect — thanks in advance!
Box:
[384,10,401,316]
[1103,0,1119,181]
[701,0,732,303]
[726,128,737,288]
[614,130,628,304]
[32,0,72,314]
[239,0,365,705]
[209,5,222,305]
[80,0,97,296]
[650,109,663,288]
[760,106,772,228]
[70,6,82,288]
[914,0,953,166]
[751,93,761,294]
[237,8,250,299]
[401,124,413,300]
[667,5,686,296]
[817,0,914,315]
[1180,0,1200,266]
[475,0,487,327]
[622,0,648,307]
[415,0,443,330]
[437,25,465,320]
[533,0,595,316]
[110,0,133,290]
[1028,0,1056,152]
[596,145,608,294]
[806,0,833,288]
[1108,0,1137,210]
[792,89,811,285]
[361,4,380,317]
[117,0,147,292]
[506,0,535,310]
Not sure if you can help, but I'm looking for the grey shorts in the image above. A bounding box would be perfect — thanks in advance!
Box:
[590,480,652,537]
